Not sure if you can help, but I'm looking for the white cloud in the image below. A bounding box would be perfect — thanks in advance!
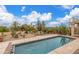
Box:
[47,7,79,27]
[0,6,52,26]
[57,15,71,23]
[22,11,52,23]
[70,8,79,17]
[0,5,7,13]
[56,7,79,25]
[26,11,41,22]
[0,13,15,26]
[39,13,52,21]
[22,11,40,24]
[47,21,60,27]
[46,7,79,27]
[0,13,14,21]
[2,5,79,27]
[20,7,79,27]
[61,5,74,9]
[15,17,26,25]
[0,5,15,26]
[21,6,26,12]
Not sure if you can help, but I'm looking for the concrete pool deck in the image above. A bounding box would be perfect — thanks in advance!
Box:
[0,34,78,54]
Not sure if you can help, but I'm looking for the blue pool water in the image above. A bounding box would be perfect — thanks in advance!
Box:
[14,36,72,54]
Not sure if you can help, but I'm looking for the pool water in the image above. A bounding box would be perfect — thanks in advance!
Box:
[14,36,72,54]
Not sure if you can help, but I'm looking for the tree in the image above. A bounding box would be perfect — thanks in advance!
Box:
[0,26,9,41]
[36,20,42,31]
[58,25,70,35]
[10,21,20,31]
[41,21,46,33]
[10,21,20,38]
[46,27,59,34]
[20,24,28,31]
[20,24,37,33]
[36,20,47,34]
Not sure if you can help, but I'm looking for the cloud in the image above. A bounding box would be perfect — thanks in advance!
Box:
[61,5,74,9]
[22,11,52,23]
[39,13,52,21]
[0,13,15,26]
[0,5,15,26]
[1,5,79,27]
[21,6,26,12]
[57,15,71,23]
[47,7,79,27]
[15,17,26,25]
[47,21,60,27]
[56,7,79,25]
[0,13,15,22]
[0,6,52,26]
[26,11,41,22]
[21,7,79,27]
[0,5,7,13]
[21,11,40,24]
[70,8,79,17]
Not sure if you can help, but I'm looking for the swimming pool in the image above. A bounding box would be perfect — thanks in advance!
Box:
[14,36,73,54]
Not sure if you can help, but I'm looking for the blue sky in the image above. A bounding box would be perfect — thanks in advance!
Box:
[5,5,70,20]
[0,5,79,27]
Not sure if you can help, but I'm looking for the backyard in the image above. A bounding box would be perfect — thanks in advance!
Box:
[0,5,79,54]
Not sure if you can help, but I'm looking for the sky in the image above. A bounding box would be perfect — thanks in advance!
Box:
[0,5,79,27]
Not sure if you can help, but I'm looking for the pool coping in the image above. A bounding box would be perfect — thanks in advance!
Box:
[12,35,60,45]
[0,34,77,54]
[13,35,75,45]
